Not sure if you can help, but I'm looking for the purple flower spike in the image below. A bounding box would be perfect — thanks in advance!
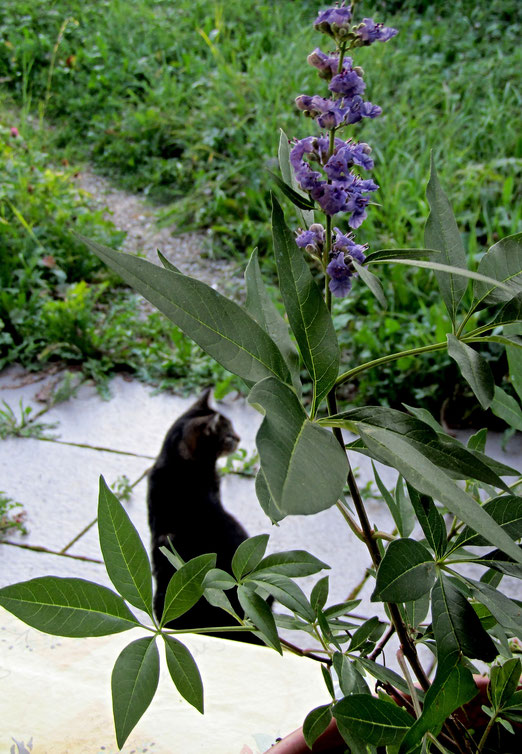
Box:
[307,48,352,79]
[326,252,353,297]
[295,223,326,255]
[329,69,366,99]
[356,18,398,45]
[315,6,352,39]
[333,228,367,263]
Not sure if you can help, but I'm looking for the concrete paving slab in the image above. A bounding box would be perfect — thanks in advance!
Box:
[0,609,329,754]
[1,437,150,557]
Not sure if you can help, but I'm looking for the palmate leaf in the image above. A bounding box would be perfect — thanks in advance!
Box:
[231,534,269,580]
[112,636,159,749]
[464,577,522,641]
[372,539,436,603]
[161,553,216,626]
[303,704,333,749]
[399,657,477,754]
[432,575,497,662]
[490,385,522,431]
[0,576,139,636]
[245,248,301,396]
[355,425,522,564]
[364,248,440,264]
[352,259,386,308]
[78,234,291,387]
[249,572,315,621]
[424,153,468,323]
[255,467,284,523]
[407,486,447,558]
[237,584,281,652]
[271,195,339,414]
[252,549,330,578]
[452,495,522,549]
[322,406,513,491]
[163,634,204,713]
[98,476,153,615]
[334,694,413,747]
[473,232,522,306]
[447,335,494,409]
[248,377,348,516]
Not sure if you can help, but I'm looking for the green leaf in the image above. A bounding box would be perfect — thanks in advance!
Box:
[372,463,413,537]
[112,636,159,749]
[271,195,339,413]
[399,658,477,754]
[364,248,440,264]
[255,468,284,523]
[303,704,333,749]
[473,232,522,305]
[370,257,513,292]
[245,248,301,396]
[490,385,522,431]
[237,584,281,652]
[357,657,424,701]
[202,568,237,591]
[161,553,216,626]
[493,292,522,327]
[372,539,436,603]
[333,653,370,696]
[424,153,468,322]
[268,168,316,210]
[310,576,329,613]
[490,658,522,710]
[355,425,522,564]
[231,534,269,580]
[163,634,204,713]
[249,377,348,516]
[465,577,522,641]
[447,335,494,410]
[352,259,386,308]
[253,550,330,577]
[98,476,153,615]
[505,323,522,402]
[334,694,413,747]
[348,616,386,653]
[157,250,181,273]
[432,575,497,662]
[334,405,513,490]
[407,486,447,558]
[478,547,522,579]
[467,427,488,452]
[452,496,522,549]
[0,576,139,636]
[249,572,314,621]
[404,592,431,628]
[278,128,314,228]
[78,234,291,386]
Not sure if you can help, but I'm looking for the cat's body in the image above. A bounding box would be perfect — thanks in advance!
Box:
[147,389,261,642]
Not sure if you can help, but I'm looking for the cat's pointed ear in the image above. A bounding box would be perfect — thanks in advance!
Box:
[204,413,221,435]
[195,386,213,409]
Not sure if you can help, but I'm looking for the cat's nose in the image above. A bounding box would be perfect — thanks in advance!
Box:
[232,432,240,444]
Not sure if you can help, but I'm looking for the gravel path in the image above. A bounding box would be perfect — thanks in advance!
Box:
[74,169,244,295]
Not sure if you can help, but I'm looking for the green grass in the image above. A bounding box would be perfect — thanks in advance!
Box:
[0,0,520,413]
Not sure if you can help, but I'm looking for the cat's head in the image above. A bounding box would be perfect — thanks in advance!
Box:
[178,388,240,460]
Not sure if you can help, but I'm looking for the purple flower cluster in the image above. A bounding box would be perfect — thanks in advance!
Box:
[326,228,367,297]
[355,18,398,45]
[290,136,378,226]
[296,51,381,130]
[289,5,397,297]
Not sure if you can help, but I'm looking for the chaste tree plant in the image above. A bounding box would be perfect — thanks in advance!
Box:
[1,2,521,752]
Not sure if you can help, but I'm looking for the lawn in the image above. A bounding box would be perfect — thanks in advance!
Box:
[1,0,520,415]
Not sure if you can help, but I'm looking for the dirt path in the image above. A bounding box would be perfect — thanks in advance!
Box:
[74,169,244,295]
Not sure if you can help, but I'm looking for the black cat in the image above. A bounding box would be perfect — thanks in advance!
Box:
[147,388,263,643]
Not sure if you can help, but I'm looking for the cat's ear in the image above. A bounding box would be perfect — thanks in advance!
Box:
[203,413,221,435]
[194,386,213,409]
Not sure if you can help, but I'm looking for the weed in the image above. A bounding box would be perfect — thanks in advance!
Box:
[0,399,58,440]
[111,474,133,503]
[0,491,27,537]
[219,448,259,478]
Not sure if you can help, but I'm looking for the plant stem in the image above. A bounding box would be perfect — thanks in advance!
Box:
[335,340,448,387]
[476,711,498,753]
